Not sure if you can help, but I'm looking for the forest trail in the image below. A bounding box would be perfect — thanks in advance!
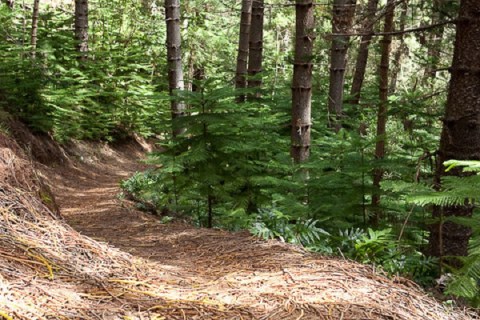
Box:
[41,140,294,279]
[35,140,473,319]
[40,140,222,271]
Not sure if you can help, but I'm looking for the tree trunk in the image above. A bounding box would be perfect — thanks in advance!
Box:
[327,0,357,131]
[428,0,480,260]
[30,0,40,58]
[349,0,379,106]
[186,7,205,94]
[74,0,88,61]
[389,0,409,93]
[235,0,252,103]
[165,0,185,136]
[423,0,446,82]
[291,0,315,163]
[2,0,14,9]
[247,0,264,98]
[371,0,395,225]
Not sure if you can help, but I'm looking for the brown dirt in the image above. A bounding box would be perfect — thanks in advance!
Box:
[36,139,476,319]
[1,132,476,319]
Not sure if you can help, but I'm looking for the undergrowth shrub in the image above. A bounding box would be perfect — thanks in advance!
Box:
[0,3,166,142]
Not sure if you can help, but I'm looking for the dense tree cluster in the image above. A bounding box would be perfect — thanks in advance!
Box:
[0,0,479,306]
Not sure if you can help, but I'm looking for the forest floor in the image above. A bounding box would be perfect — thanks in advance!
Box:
[1,129,477,319]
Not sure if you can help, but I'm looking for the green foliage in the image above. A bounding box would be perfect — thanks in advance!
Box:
[310,228,437,284]
[127,79,293,227]
[0,1,166,141]
[249,207,329,246]
[420,160,480,307]
[4,0,476,307]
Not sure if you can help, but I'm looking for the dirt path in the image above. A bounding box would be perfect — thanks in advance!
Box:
[37,140,473,319]
[41,141,216,271]
[41,141,297,280]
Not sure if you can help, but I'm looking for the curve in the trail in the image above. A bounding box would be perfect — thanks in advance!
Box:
[39,141,474,320]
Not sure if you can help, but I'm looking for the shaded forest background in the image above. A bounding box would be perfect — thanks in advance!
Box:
[0,0,479,308]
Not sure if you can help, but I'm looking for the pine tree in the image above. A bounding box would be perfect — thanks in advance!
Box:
[291,0,315,163]
[235,0,252,103]
[165,0,185,136]
[371,0,395,225]
[74,0,89,60]
[30,0,40,58]
[429,0,480,262]
[349,0,379,106]
[327,0,356,131]
[247,0,264,98]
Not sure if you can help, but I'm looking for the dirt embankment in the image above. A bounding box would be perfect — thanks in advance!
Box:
[0,122,477,319]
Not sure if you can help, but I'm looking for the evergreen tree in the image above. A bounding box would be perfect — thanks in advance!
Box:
[165,0,185,136]
[235,0,252,103]
[327,0,356,131]
[74,0,89,60]
[429,0,480,262]
[291,0,315,163]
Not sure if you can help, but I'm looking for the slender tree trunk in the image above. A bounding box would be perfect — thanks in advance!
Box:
[291,0,315,163]
[186,7,205,93]
[74,0,88,61]
[192,64,204,92]
[2,0,14,8]
[30,0,40,58]
[165,0,185,136]
[349,0,379,106]
[428,0,480,261]
[207,194,213,228]
[247,0,264,98]
[371,0,395,225]
[327,0,357,131]
[389,0,409,93]
[423,0,445,82]
[235,0,252,103]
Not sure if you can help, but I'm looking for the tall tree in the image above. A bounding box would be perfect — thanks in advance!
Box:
[30,0,40,58]
[428,0,480,260]
[235,0,252,102]
[327,0,356,131]
[349,0,379,106]
[1,0,14,8]
[165,0,185,136]
[291,0,315,163]
[371,0,395,225]
[423,0,446,82]
[247,0,264,98]
[74,0,89,61]
[185,4,206,93]
[389,0,409,93]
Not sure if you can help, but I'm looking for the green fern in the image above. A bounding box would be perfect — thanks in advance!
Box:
[405,160,480,305]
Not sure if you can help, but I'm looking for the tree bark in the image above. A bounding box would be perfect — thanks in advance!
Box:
[389,0,409,93]
[247,0,264,98]
[428,0,480,260]
[30,0,40,58]
[291,0,315,163]
[349,0,379,106]
[165,0,185,136]
[2,0,14,9]
[327,0,357,131]
[423,0,446,82]
[74,0,88,61]
[235,0,252,103]
[371,0,395,225]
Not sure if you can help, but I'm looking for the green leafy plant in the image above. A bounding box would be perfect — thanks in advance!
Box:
[414,160,480,307]
[249,206,329,246]
[310,227,437,284]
